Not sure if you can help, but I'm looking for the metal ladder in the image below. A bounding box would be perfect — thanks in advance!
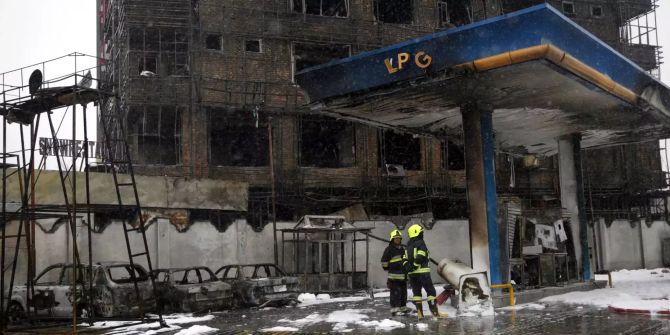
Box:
[97,96,165,325]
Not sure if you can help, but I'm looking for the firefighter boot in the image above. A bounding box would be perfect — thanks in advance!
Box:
[428,300,444,318]
[413,301,424,320]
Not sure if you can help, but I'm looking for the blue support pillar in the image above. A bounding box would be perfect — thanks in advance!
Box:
[462,103,501,284]
[481,111,501,285]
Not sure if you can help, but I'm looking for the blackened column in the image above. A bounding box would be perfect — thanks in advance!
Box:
[462,102,501,284]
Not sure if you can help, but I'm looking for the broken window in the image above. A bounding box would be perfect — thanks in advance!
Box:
[292,42,350,80]
[129,27,189,76]
[379,130,421,170]
[222,267,238,279]
[442,140,465,170]
[209,109,269,167]
[206,34,222,51]
[300,115,356,168]
[245,39,262,53]
[438,0,472,28]
[591,5,603,18]
[292,0,349,17]
[562,1,575,15]
[127,105,182,165]
[374,0,413,24]
[35,266,62,285]
[107,265,148,284]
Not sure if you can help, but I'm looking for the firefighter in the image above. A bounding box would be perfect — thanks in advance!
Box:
[404,223,441,319]
[381,229,409,315]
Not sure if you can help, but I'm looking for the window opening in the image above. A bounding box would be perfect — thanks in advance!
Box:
[206,34,223,50]
[128,105,182,165]
[442,140,465,170]
[107,265,148,284]
[245,39,262,53]
[292,0,349,17]
[591,5,602,18]
[300,115,356,168]
[209,109,269,167]
[224,267,238,279]
[35,266,62,285]
[562,1,575,15]
[374,0,413,24]
[500,0,544,14]
[130,27,189,76]
[199,268,218,282]
[379,130,421,170]
[438,0,472,28]
[292,42,350,81]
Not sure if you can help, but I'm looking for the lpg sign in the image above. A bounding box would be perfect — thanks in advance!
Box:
[383,51,433,74]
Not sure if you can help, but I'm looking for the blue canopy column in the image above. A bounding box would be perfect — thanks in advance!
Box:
[462,102,501,284]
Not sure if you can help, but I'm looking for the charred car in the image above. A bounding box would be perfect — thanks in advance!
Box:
[152,266,233,313]
[215,263,300,307]
[7,262,155,322]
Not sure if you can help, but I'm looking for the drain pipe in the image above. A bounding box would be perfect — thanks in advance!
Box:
[638,219,646,269]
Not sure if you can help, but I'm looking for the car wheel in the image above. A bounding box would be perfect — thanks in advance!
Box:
[7,301,25,324]
[96,287,115,317]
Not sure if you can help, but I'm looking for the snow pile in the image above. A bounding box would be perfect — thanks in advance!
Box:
[415,323,429,331]
[259,326,300,332]
[326,309,404,331]
[277,308,404,332]
[278,313,323,326]
[174,325,218,335]
[499,303,546,311]
[86,313,217,334]
[541,268,670,312]
[459,301,494,317]
[297,292,368,307]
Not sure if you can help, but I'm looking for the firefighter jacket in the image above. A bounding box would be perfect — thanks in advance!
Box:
[381,244,407,281]
[404,237,431,275]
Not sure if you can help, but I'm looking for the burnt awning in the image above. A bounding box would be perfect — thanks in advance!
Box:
[295,4,670,155]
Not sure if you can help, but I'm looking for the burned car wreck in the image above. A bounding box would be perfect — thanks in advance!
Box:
[216,264,300,307]
[7,262,154,322]
[152,266,233,313]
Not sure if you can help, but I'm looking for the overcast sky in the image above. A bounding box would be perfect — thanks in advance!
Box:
[0,0,669,169]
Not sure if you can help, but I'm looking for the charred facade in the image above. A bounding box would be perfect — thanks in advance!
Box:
[97,0,665,229]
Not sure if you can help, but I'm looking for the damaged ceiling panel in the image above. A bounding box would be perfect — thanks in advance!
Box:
[3,169,248,212]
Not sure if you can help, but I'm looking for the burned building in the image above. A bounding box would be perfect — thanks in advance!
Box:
[94,0,665,285]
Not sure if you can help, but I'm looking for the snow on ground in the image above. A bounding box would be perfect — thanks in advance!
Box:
[499,303,547,311]
[459,301,495,317]
[415,322,429,331]
[541,268,670,312]
[85,313,217,334]
[259,326,300,332]
[173,325,218,335]
[275,308,405,332]
[297,292,369,307]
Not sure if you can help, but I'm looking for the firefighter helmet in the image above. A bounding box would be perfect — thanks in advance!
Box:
[389,229,402,241]
[407,224,423,238]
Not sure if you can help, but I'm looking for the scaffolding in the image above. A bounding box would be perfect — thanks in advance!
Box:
[0,53,165,331]
[618,0,663,78]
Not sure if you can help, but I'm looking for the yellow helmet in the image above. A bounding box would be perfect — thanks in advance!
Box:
[389,229,402,241]
[407,224,423,238]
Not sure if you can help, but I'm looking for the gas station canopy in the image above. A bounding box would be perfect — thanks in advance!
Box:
[295,4,670,155]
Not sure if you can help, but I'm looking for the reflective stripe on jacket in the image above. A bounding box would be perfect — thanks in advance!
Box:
[381,244,407,280]
[404,237,431,275]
